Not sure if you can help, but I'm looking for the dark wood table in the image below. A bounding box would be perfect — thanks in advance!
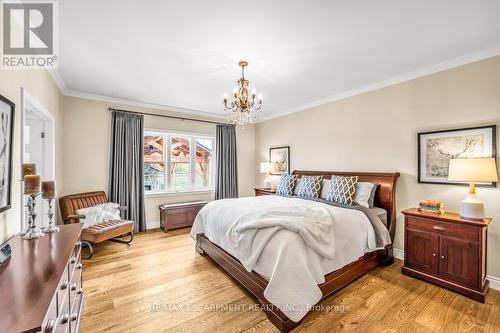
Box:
[0,223,83,333]
[254,187,276,196]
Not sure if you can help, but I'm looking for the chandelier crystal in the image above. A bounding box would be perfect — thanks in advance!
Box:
[223,61,263,125]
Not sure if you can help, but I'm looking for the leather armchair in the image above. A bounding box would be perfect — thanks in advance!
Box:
[59,191,134,259]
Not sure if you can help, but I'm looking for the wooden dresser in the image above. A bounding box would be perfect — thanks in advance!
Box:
[254,188,276,196]
[402,208,490,302]
[0,224,84,333]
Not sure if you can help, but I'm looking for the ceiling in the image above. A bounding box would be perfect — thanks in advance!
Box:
[58,0,500,120]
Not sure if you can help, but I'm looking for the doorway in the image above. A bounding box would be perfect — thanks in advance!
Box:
[21,88,55,228]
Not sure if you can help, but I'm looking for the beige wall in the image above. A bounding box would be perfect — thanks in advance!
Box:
[0,70,62,243]
[4,55,496,278]
[62,96,255,225]
[254,56,500,277]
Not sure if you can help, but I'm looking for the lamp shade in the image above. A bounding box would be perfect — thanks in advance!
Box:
[260,162,274,173]
[448,158,498,182]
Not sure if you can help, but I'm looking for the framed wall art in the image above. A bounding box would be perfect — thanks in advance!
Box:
[418,125,496,186]
[0,95,15,213]
[269,146,290,175]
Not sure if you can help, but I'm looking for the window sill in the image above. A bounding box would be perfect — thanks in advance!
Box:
[145,189,215,198]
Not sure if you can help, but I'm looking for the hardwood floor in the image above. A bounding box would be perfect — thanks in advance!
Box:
[81,228,500,333]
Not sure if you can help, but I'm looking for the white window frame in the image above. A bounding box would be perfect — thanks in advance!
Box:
[144,129,216,196]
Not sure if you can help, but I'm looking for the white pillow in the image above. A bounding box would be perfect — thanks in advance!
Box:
[320,179,331,199]
[100,202,121,221]
[77,206,103,228]
[77,203,121,228]
[353,182,377,208]
[293,179,302,195]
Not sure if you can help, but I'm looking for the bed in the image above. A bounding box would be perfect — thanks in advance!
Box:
[192,170,400,332]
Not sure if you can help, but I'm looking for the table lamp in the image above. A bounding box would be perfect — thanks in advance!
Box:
[448,157,498,219]
[260,162,275,188]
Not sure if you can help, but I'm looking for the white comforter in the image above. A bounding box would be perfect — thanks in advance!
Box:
[191,195,384,322]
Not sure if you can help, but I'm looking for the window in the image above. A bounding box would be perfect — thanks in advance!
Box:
[144,130,215,194]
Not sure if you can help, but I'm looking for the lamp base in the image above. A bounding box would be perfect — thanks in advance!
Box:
[460,194,485,220]
[263,179,272,189]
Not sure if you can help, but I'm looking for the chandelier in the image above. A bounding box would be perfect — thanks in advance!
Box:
[223,61,263,125]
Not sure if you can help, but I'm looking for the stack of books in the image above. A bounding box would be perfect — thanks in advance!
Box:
[418,200,445,214]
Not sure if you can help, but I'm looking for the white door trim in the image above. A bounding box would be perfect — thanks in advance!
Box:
[20,88,56,225]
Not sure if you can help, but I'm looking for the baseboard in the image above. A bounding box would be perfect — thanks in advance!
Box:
[488,275,500,291]
[392,247,499,291]
[393,247,404,260]
[146,220,160,230]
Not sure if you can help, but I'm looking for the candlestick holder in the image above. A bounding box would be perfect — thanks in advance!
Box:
[42,198,59,233]
[18,189,30,236]
[23,192,44,240]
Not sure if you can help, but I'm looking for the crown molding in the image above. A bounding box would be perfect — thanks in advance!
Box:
[258,46,500,122]
[63,90,227,119]
[47,69,70,95]
[48,45,500,123]
[47,69,226,120]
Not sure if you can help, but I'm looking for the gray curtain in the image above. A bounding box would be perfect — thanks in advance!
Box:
[215,124,238,199]
[108,110,146,232]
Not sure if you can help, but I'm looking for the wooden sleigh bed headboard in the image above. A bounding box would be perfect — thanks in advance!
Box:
[291,170,401,241]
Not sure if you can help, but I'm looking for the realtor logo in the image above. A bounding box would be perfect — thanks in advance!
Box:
[1,0,58,68]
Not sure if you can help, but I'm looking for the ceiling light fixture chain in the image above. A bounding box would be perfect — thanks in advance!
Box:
[223,61,263,126]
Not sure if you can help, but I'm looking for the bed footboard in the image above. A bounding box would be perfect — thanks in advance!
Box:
[195,233,390,332]
[196,234,301,332]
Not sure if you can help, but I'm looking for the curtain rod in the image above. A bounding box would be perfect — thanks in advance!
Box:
[108,108,234,126]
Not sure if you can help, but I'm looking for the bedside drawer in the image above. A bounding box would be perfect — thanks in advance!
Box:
[254,189,276,196]
[406,216,479,241]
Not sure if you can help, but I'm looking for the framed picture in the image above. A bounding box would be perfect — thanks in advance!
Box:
[418,125,496,186]
[269,146,290,175]
[0,95,14,213]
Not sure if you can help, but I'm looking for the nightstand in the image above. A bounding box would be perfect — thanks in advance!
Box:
[254,188,276,196]
[401,208,491,302]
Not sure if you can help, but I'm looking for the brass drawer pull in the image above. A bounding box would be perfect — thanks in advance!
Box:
[44,319,55,333]
[76,263,83,269]
[71,313,78,321]
[432,253,437,257]
[77,288,83,295]
[60,313,69,324]
[70,283,77,291]
[441,255,446,259]
[70,256,77,264]
[60,281,69,290]
[433,225,446,231]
